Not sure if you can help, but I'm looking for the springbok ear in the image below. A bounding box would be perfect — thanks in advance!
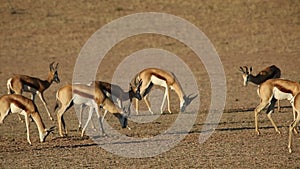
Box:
[249,66,253,72]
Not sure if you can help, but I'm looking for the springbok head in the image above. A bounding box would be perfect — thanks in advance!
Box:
[49,62,60,83]
[114,111,128,129]
[129,79,143,100]
[40,126,55,142]
[180,93,198,113]
[239,66,252,86]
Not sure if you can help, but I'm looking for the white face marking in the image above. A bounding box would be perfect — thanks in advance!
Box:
[242,74,248,86]
[273,87,293,100]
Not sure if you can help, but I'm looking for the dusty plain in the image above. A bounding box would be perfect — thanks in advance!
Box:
[0,0,299,168]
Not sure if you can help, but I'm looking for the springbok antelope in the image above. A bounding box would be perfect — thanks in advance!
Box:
[92,80,142,111]
[54,83,129,137]
[288,93,300,153]
[77,80,143,130]
[254,78,299,135]
[130,68,197,114]
[239,65,281,87]
[240,65,282,111]
[7,62,60,121]
[0,94,54,145]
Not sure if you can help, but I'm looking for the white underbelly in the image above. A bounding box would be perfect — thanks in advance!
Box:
[151,75,167,88]
[10,104,23,114]
[73,94,97,107]
[273,87,293,101]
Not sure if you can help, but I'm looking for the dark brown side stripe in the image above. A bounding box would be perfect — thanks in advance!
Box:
[151,72,175,85]
[73,90,94,99]
[151,72,166,81]
[11,100,28,111]
[274,84,293,94]
[19,79,40,90]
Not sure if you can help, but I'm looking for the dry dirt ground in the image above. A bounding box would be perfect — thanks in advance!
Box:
[0,0,299,168]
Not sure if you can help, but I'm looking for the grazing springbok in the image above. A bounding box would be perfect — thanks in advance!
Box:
[0,94,54,145]
[77,80,143,130]
[240,65,282,111]
[288,93,300,153]
[130,68,197,114]
[254,78,299,135]
[7,62,60,121]
[92,80,142,111]
[54,83,129,137]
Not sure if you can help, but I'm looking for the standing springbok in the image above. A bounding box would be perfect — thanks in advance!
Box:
[7,62,60,121]
[54,83,129,137]
[130,68,197,114]
[77,80,143,130]
[254,78,299,135]
[288,93,300,153]
[240,65,282,111]
[0,94,54,145]
[239,65,281,86]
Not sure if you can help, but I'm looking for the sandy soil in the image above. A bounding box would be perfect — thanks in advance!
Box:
[0,0,299,168]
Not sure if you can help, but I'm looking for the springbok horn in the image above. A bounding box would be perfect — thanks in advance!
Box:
[49,62,55,71]
[243,66,249,74]
[55,62,59,70]
[239,67,245,73]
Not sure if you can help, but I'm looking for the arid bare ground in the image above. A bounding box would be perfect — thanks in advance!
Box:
[0,0,299,168]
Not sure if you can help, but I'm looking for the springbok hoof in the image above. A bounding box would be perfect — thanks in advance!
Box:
[288,147,292,153]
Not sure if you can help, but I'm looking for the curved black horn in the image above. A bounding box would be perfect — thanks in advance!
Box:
[239,67,245,73]
[55,62,59,70]
[49,62,55,71]
[243,66,249,74]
